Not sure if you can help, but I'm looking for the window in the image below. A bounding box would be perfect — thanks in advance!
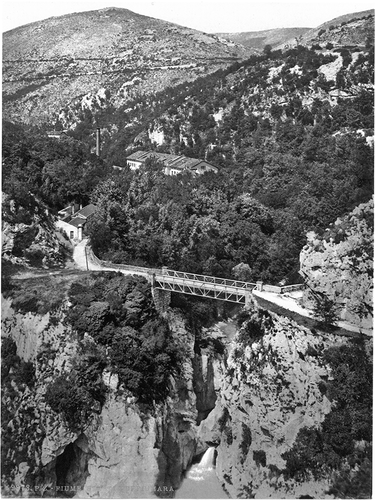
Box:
[70,231,74,239]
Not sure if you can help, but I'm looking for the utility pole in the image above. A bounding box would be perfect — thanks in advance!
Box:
[84,246,89,271]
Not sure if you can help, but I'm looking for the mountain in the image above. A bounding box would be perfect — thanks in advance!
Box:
[216,27,310,51]
[276,9,374,49]
[2,7,248,125]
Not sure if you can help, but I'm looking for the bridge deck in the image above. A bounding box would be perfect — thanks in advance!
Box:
[85,245,304,304]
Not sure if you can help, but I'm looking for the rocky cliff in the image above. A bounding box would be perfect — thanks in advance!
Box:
[200,304,372,498]
[2,193,70,270]
[2,272,372,498]
[300,198,373,329]
[1,276,222,498]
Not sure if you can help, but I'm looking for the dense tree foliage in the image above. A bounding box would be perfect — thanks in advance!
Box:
[65,272,184,405]
[44,340,107,430]
[2,121,111,215]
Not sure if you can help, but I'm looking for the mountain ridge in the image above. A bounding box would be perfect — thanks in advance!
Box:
[2,7,374,126]
[215,28,310,51]
[2,7,247,124]
[276,8,374,49]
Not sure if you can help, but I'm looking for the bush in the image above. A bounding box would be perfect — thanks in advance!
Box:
[312,291,338,328]
[239,423,252,462]
[110,318,183,403]
[45,341,107,430]
[253,450,267,467]
[45,376,96,430]
[1,337,35,388]
[237,308,274,345]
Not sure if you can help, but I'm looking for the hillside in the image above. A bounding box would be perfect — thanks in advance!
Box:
[216,28,310,51]
[2,7,247,124]
[276,9,374,49]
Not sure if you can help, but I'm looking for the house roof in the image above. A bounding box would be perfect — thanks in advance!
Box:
[126,151,218,172]
[75,204,96,218]
[57,204,96,226]
[69,217,87,228]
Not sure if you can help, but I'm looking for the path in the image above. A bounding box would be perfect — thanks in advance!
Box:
[253,289,372,336]
[73,239,149,276]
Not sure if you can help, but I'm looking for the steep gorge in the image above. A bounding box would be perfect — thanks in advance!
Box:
[2,275,371,498]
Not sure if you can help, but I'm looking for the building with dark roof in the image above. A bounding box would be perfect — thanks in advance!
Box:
[126,151,218,175]
[56,204,96,241]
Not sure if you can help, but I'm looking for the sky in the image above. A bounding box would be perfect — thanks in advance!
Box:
[2,0,374,33]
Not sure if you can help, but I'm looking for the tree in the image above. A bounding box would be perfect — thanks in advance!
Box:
[263,44,272,57]
[312,291,339,328]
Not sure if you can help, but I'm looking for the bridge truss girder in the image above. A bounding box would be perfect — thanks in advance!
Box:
[155,280,251,305]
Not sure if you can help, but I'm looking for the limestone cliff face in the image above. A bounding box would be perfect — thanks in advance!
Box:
[299,198,373,329]
[208,310,344,499]
[2,194,69,269]
[1,297,212,498]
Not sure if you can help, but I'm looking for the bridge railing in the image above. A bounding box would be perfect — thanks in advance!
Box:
[280,284,305,294]
[260,283,305,294]
[161,268,257,290]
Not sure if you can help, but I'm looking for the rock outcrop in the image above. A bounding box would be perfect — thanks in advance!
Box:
[211,309,343,498]
[3,269,371,498]
[2,194,70,269]
[299,198,373,329]
[1,292,215,498]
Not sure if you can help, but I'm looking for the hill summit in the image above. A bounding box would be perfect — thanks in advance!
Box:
[3,7,247,124]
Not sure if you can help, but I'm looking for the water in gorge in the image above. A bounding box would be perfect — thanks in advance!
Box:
[175,447,228,499]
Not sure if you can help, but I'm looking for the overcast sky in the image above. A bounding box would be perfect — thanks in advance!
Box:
[2,0,374,33]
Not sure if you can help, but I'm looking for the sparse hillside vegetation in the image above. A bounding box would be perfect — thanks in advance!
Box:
[2,7,247,126]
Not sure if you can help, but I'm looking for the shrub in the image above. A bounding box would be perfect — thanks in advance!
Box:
[110,318,183,404]
[1,337,35,388]
[312,291,338,328]
[66,273,185,406]
[239,423,252,462]
[237,308,274,345]
[253,450,267,467]
[45,376,96,430]
[45,342,107,430]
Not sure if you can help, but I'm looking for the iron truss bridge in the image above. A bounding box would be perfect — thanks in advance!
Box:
[152,269,257,305]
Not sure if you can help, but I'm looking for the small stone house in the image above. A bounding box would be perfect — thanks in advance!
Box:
[56,204,96,241]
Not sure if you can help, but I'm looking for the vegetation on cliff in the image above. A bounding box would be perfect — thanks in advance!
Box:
[62,272,184,407]
[282,338,372,498]
[301,198,374,328]
[1,337,39,486]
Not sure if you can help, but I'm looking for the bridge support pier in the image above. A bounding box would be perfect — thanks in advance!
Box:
[152,288,171,313]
